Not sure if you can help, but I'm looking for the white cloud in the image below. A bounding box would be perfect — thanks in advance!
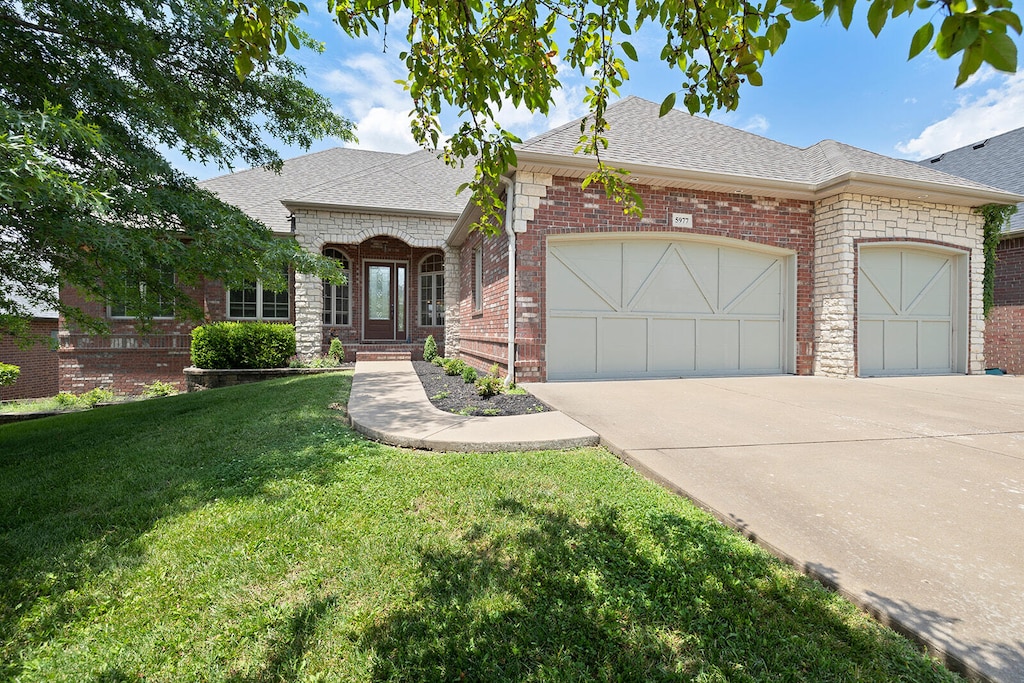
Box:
[347,107,420,153]
[741,114,770,135]
[896,70,1024,159]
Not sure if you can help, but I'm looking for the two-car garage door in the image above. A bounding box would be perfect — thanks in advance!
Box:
[546,238,794,380]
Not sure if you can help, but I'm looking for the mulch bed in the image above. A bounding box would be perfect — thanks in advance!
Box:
[412,360,550,417]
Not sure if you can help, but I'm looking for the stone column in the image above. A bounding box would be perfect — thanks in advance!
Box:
[443,244,461,357]
[813,195,857,377]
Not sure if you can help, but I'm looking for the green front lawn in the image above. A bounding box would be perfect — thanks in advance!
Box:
[0,374,958,681]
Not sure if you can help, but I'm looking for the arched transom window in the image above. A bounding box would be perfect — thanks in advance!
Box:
[419,253,444,327]
[322,247,350,325]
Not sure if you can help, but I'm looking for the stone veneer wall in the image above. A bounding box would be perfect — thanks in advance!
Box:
[813,193,985,377]
[291,209,455,359]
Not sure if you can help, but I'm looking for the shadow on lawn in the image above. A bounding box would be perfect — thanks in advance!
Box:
[0,374,370,677]
[362,497,956,682]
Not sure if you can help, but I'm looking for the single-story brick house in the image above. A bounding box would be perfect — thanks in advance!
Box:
[0,295,58,400]
[919,126,1024,374]
[57,97,1023,391]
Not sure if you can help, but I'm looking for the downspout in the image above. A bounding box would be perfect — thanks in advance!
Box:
[499,175,516,386]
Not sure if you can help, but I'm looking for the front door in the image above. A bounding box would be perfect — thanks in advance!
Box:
[364,261,407,341]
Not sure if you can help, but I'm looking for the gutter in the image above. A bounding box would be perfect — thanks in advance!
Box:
[499,175,516,386]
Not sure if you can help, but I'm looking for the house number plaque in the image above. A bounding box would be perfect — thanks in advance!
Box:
[672,213,693,229]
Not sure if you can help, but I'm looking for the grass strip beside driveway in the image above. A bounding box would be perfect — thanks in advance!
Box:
[0,374,960,682]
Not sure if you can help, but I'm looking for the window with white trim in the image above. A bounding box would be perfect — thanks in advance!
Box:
[472,246,483,311]
[108,267,175,319]
[228,269,289,320]
[419,253,444,326]
[322,248,350,325]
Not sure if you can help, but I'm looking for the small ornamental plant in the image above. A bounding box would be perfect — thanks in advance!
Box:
[423,334,438,362]
[328,337,345,363]
[0,362,20,388]
[461,365,478,384]
[475,364,505,398]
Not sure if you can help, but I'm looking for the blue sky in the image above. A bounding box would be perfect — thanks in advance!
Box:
[181,4,1024,180]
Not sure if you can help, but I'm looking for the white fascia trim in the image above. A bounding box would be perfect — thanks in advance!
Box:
[282,200,463,221]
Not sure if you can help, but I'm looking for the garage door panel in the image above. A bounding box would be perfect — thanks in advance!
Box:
[548,238,790,380]
[600,318,648,374]
[919,321,951,369]
[883,320,919,369]
[861,250,902,307]
[859,247,958,376]
[698,319,740,371]
[677,243,722,308]
[859,274,897,316]
[729,264,783,316]
[740,320,782,370]
[650,319,696,372]
[633,252,713,314]
[910,267,951,316]
[549,255,617,312]
[860,320,884,371]
[548,317,597,377]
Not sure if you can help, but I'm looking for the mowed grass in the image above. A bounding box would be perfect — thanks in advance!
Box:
[0,374,959,682]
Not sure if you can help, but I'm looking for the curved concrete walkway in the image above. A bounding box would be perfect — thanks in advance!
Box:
[348,360,598,452]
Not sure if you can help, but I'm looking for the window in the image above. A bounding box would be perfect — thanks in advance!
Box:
[419,253,445,326]
[322,248,350,325]
[108,268,175,319]
[228,269,289,320]
[473,246,483,311]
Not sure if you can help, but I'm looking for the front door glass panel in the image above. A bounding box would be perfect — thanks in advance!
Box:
[368,265,391,320]
[396,265,406,335]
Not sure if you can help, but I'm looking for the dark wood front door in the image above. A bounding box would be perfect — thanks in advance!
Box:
[364,261,407,341]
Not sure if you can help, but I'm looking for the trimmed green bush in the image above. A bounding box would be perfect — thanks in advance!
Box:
[190,322,296,369]
[328,338,345,362]
[143,380,179,398]
[79,388,115,406]
[431,356,445,367]
[461,365,478,383]
[475,374,504,398]
[443,358,467,376]
[423,334,438,362]
[0,363,20,387]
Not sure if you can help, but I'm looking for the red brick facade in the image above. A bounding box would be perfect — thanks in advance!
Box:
[0,318,59,400]
[319,237,445,359]
[57,237,446,393]
[986,235,1024,373]
[457,176,816,381]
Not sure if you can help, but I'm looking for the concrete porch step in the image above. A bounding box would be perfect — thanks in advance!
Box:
[356,351,412,362]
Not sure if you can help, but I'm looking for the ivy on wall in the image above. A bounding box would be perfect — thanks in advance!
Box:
[978,204,1020,317]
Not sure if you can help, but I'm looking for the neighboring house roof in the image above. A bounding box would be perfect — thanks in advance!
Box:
[199,147,406,232]
[8,292,58,319]
[918,127,1024,234]
[282,149,475,218]
[513,96,1022,206]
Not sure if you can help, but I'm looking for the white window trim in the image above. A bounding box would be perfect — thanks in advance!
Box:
[323,248,352,326]
[419,253,445,327]
[227,279,290,321]
[473,246,483,312]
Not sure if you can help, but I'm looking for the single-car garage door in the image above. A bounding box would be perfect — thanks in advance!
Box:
[858,245,965,376]
[546,237,794,380]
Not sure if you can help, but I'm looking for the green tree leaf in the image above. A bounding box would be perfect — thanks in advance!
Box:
[981,31,1018,72]
[660,92,677,116]
[908,22,935,58]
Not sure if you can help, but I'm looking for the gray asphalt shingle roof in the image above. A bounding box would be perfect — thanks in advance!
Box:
[518,96,1010,197]
[918,127,1024,233]
[285,149,475,216]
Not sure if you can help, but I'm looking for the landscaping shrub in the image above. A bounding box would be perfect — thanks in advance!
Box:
[191,322,296,369]
[475,363,504,397]
[423,334,438,362]
[443,358,467,376]
[431,356,445,367]
[143,380,178,398]
[328,338,345,363]
[461,365,478,383]
[475,374,503,398]
[54,392,79,409]
[0,362,19,388]
[79,388,115,406]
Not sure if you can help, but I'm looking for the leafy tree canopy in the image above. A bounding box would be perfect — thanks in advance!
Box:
[230,0,1021,230]
[0,0,352,337]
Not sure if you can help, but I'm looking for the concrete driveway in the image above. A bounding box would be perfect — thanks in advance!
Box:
[527,375,1024,683]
